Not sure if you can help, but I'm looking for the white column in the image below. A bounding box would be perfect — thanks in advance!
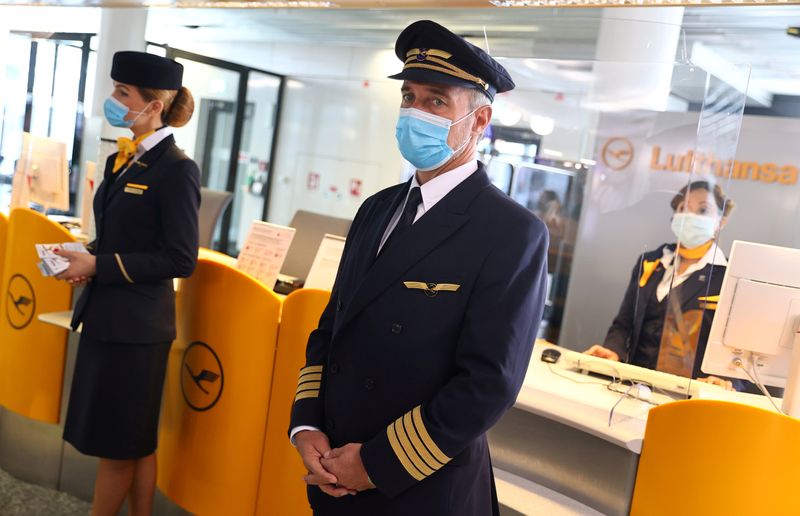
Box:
[590,7,685,112]
[92,8,149,128]
[79,8,147,237]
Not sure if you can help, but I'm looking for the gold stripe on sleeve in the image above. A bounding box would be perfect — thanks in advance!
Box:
[298,372,322,384]
[387,422,425,481]
[294,391,319,402]
[394,419,435,476]
[412,406,451,465]
[403,411,444,470]
[301,365,324,374]
[296,381,321,393]
[114,253,134,284]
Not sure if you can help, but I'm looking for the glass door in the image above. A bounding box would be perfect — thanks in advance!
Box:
[171,58,240,250]
[0,32,93,213]
[155,46,284,255]
[230,71,282,255]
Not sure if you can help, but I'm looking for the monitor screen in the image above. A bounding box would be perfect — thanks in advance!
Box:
[701,240,800,389]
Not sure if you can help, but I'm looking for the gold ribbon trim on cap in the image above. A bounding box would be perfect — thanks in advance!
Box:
[402,47,488,90]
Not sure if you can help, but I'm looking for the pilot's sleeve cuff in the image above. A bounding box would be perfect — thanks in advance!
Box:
[360,405,451,498]
[288,364,326,437]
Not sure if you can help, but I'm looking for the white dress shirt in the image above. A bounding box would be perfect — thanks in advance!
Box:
[290,159,479,444]
[377,160,479,253]
[656,242,727,302]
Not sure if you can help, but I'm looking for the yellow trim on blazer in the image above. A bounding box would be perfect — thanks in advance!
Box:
[126,183,149,190]
[639,259,660,288]
[114,253,134,284]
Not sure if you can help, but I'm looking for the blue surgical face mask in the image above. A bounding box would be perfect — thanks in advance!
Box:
[103,96,148,128]
[395,107,476,172]
[670,212,718,249]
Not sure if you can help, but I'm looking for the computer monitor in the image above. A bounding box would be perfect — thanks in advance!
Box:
[15,133,70,212]
[701,240,800,416]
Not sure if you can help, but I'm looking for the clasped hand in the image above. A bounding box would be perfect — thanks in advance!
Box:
[294,430,375,498]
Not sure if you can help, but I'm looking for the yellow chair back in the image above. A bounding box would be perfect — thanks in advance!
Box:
[631,399,800,516]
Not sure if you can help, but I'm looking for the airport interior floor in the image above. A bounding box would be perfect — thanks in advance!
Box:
[0,466,90,516]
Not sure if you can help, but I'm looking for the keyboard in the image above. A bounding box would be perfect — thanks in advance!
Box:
[544,344,722,398]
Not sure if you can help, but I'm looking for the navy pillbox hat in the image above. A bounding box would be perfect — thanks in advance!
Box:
[389,20,515,101]
[111,51,183,90]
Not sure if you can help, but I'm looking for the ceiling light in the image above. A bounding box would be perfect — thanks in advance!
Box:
[529,115,554,136]
[492,0,795,5]
[175,1,337,7]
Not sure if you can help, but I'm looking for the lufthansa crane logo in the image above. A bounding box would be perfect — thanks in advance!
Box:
[601,137,635,171]
[6,274,36,330]
[180,341,224,412]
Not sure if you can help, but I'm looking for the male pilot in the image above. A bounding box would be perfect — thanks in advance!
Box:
[289,20,549,516]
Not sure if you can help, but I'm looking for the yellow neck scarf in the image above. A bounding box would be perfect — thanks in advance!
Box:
[113,130,155,173]
[677,240,713,260]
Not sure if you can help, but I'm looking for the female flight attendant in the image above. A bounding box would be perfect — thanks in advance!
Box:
[585,181,735,389]
[55,51,200,516]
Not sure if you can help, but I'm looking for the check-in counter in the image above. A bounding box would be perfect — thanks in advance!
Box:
[256,288,330,516]
[488,342,780,516]
[157,256,282,516]
[0,208,75,423]
[0,211,8,283]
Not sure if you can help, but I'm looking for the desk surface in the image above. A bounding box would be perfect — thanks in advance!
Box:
[515,342,780,454]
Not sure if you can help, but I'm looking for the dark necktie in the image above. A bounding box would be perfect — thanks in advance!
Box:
[380,186,422,255]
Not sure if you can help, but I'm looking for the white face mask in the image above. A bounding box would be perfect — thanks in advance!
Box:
[670,212,718,249]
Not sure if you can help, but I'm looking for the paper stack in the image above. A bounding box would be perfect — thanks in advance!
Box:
[35,242,89,277]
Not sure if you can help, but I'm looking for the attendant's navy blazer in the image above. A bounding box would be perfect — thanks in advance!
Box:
[71,135,200,343]
[289,163,549,516]
[603,243,725,379]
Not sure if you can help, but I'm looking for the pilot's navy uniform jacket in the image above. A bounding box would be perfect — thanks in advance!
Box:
[64,127,200,460]
[603,243,725,380]
[70,134,200,342]
[289,164,549,516]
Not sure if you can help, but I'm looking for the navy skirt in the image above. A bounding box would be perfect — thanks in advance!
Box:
[63,335,172,460]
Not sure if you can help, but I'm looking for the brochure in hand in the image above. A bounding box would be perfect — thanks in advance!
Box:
[35,242,89,277]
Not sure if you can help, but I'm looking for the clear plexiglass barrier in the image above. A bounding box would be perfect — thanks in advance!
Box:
[487,56,759,404]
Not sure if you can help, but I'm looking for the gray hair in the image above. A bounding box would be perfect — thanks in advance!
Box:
[468,88,492,110]
[465,88,491,141]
